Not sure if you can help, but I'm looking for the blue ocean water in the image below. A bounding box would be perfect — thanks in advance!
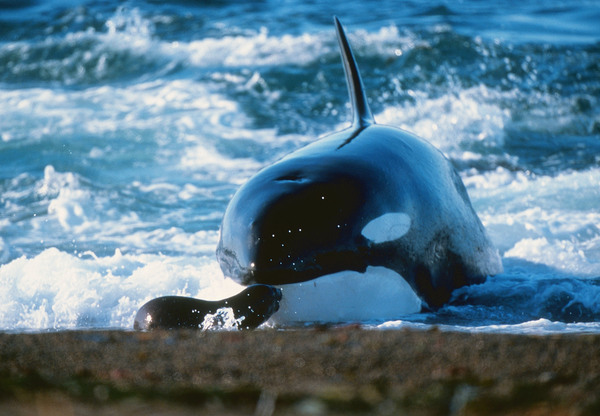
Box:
[1,0,599,333]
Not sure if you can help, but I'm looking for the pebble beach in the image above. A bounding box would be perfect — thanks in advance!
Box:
[1,328,599,415]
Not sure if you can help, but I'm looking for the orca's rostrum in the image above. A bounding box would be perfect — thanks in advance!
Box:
[216,18,502,324]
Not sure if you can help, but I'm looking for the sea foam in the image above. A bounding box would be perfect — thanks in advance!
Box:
[0,248,242,331]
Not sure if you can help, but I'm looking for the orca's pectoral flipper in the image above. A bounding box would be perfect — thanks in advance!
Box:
[334,16,375,130]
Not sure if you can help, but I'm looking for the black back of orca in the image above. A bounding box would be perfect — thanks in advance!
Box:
[216,18,502,310]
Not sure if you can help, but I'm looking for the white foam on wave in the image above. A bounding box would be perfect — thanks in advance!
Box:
[1,166,115,259]
[377,319,600,335]
[178,21,408,68]
[375,84,511,153]
[183,28,324,68]
[2,164,225,261]
[0,7,161,86]
[179,135,262,182]
[0,248,242,331]
[505,237,599,277]
[0,6,410,84]
[41,166,92,232]
[466,167,600,277]
[201,307,244,331]
[0,77,273,189]
[0,81,234,146]
[471,319,600,335]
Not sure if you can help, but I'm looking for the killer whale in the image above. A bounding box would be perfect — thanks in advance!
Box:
[216,17,502,323]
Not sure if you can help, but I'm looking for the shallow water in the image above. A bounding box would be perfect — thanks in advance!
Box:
[1,0,599,333]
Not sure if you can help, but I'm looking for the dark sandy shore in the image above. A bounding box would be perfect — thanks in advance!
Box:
[1,327,599,415]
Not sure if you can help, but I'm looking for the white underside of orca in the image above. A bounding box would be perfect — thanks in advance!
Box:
[268,266,421,325]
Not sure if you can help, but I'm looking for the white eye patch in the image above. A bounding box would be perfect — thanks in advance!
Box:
[361,212,411,244]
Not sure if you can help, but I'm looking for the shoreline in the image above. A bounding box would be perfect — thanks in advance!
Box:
[1,328,599,415]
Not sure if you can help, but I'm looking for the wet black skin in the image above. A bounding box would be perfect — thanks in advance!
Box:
[133,284,282,330]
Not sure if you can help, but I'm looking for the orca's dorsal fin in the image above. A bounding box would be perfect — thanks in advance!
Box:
[334,17,375,130]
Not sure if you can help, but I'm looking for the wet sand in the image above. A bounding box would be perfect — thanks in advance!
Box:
[1,328,599,415]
